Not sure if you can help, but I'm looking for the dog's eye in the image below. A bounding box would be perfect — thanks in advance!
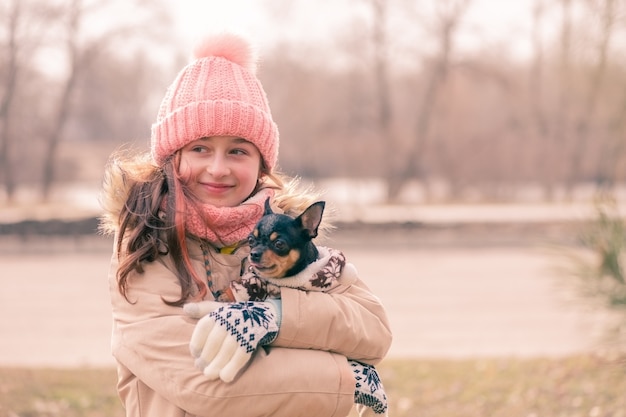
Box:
[247,235,256,245]
[273,240,288,252]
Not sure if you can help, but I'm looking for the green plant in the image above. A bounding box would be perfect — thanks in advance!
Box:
[577,194,626,309]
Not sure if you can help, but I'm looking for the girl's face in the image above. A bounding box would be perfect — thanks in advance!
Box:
[179,136,262,207]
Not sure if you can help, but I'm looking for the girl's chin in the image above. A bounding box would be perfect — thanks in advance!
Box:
[192,186,253,208]
[196,195,239,208]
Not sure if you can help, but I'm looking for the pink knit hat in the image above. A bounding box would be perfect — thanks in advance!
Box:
[150,33,279,171]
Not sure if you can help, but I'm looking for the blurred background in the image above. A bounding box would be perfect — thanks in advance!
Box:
[1,0,626,366]
[1,0,626,210]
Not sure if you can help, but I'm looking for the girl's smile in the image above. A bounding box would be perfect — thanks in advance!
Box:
[179,136,262,207]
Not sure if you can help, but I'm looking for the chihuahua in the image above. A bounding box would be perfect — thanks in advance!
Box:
[247,198,325,280]
[183,199,348,311]
[226,198,356,302]
[197,198,355,303]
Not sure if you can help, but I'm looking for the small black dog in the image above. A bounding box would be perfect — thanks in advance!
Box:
[247,198,325,280]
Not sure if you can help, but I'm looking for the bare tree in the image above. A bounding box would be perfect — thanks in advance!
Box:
[594,0,626,190]
[41,0,81,202]
[370,0,396,189]
[39,0,170,201]
[565,0,618,197]
[386,0,472,202]
[528,0,559,200]
[554,0,574,189]
[0,0,58,202]
[0,0,20,202]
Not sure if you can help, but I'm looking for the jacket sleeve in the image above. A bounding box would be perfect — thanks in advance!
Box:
[108,253,355,417]
[273,262,393,365]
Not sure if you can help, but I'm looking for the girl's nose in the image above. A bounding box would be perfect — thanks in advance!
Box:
[206,154,230,177]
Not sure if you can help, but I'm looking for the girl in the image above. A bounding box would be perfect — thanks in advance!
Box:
[100,32,392,417]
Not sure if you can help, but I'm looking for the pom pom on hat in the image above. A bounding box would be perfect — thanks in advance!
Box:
[191,32,258,74]
[150,32,279,171]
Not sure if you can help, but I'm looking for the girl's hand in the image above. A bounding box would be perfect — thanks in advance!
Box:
[189,301,280,382]
[351,360,389,416]
[183,300,222,319]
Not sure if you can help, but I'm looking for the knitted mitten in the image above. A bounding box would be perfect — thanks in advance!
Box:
[190,301,280,382]
[350,360,388,416]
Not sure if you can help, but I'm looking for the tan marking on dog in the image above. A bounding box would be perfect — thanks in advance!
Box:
[255,249,301,279]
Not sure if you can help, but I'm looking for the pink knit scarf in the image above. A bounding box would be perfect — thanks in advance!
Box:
[183,188,274,246]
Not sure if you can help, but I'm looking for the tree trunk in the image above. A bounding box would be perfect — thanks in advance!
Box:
[41,0,81,202]
[370,0,397,202]
[0,0,20,203]
[565,0,614,199]
[387,0,471,202]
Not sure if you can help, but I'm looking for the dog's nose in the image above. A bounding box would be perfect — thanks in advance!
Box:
[250,249,262,262]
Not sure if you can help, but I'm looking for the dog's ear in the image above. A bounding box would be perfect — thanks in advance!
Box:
[298,201,325,239]
[263,197,274,215]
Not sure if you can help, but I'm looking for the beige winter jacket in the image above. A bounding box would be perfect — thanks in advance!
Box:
[102,166,392,416]
[108,238,392,417]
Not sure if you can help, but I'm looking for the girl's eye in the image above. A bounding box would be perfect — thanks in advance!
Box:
[190,145,208,153]
[230,148,249,156]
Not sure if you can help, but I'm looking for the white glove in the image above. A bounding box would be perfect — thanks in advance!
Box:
[188,301,280,383]
[352,360,389,416]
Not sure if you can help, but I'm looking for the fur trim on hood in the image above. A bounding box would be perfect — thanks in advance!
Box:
[98,151,155,237]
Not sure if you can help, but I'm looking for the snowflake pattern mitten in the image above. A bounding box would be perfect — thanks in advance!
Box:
[350,360,388,416]
[190,301,280,382]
